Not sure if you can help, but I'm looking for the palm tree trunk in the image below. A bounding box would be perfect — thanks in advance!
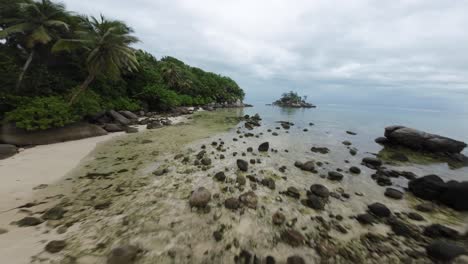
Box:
[69,74,95,105]
[16,50,35,91]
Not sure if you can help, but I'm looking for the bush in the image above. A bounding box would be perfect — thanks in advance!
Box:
[71,89,104,117]
[5,96,78,131]
[102,97,141,111]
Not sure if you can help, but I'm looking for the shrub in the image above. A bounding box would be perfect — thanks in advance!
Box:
[71,89,104,117]
[102,97,141,111]
[5,96,78,131]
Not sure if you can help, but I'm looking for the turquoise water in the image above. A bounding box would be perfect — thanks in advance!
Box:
[242,103,468,181]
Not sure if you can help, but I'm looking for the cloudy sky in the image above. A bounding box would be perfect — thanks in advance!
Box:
[61,0,468,111]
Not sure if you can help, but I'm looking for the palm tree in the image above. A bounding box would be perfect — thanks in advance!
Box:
[53,15,139,104]
[0,0,70,91]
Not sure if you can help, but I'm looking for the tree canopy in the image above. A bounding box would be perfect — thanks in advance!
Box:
[0,0,244,131]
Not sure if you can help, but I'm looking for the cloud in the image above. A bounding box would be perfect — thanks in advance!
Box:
[60,0,468,106]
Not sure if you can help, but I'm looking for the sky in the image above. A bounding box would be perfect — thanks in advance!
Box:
[60,0,468,112]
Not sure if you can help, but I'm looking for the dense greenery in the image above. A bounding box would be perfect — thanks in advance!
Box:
[0,0,244,130]
[277,91,305,104]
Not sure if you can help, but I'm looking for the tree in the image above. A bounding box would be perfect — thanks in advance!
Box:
[53,15,139,104]
[0,0,70,91]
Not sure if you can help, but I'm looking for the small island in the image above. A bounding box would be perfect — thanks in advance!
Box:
[273,91,316,108]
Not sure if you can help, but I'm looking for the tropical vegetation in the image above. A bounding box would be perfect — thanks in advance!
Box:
[0,0,244,131]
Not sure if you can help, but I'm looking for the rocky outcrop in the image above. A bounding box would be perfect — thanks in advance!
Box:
[108,110,131,126]
[0,123,107,146]
[383,126,467,153]
[409,175,468,211]
[0,144,18,159]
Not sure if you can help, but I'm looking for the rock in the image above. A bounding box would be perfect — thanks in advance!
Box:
[387,218,417,238]
[261,178,276,190]
[94,201,111,210]
[201,157,212,166]
[108,110,131,125]
[349,148,357,156]
[416,202,435,212]
[237,159,249,172]
[426,240,466,262]
[125,126,138,133]
[295,161,315,172]
[310,184,329,198]
[119,110,138,120]
[42,206,66,220]
[239,191,258,209]
[286,187,301,199]
[368,203,391,217]
[423,224,460,239]
[281,229,305,247]
[17,216,43,227]
[258,142,269,152]
[304,194,326,210]
[346,131,357,135]
[153,167,169,176]
[349,166,361,174]
[189,187,211,208]
[407,212,424,221]
[236,175,246,185]
[311,147,330,154]
[327,171,344,181]
[375,137,389,145]
[384,125,467,153]
[214,172,226,182]
[0,144,18,159]
[362,157,382,168]
[107,245,140,264]
[147,121,163,129]
[224,198,240,210]
[342,141,352,146]
[103,123,124,132]
[409,175,468,211]
[45,240,66,253]
[0,122,107,146]
[272,211,286,225]
[384,188,403,199]
[356,213,375,225]
[287,255,306,264]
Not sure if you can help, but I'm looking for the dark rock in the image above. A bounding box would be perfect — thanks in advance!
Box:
[281,229,305,247]
[311,147,330,154]
[423,224,460,239]
[107,245,140,264]
[295,161,315,172]
[407,212,424,221]
[375,137,389,145]
[94,201,111,210]
[189,187,211,208]
[237,159,249,172]
[201,157,212,165]
[103,123,124,132]
[258,142,270,152]
[286,187,301,199]
[384,188,403,200]
[214,172,226,182]
[416,203,435,212]
[362,157,382,168]
[349,148,357,156]
[349,166,361,174]
[287,255,306,264]
[17,216,43,227]
[42,206,66,220]
[261,178,276,190]
[119,110,138,120]
[236,175,246,185]
[327,171,344,181]
[272,211,286,225]
[356,214,375,225]
[426,240,466,262]
[384,125,467,153]
[0,122,107,146]
[342,141,352,146]
[108,110,131,125]
[368,203,391,217]
[310,184,329,198]
[0,144,18,159]
[125,126,138,133]
[45,240,66,253]
[304,194,326,210]
[387,218,417,238]
[239,191,258,209]
[224,198,240,210]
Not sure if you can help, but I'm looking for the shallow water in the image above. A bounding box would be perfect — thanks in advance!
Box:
[31,107,468,264]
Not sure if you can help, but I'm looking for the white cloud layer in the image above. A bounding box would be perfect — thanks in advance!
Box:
[60,0,468,107]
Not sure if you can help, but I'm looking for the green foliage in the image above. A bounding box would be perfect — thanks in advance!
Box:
[5,96,78,131]
[0,0,244,130]
[280,91,302,103]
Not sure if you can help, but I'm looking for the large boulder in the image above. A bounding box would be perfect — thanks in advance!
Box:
[384,126,467,153]
[108,110,131,126]
[409,175,468,211]
[0,123,107,146]
[0,144,18,159]
[119,110,139,120]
